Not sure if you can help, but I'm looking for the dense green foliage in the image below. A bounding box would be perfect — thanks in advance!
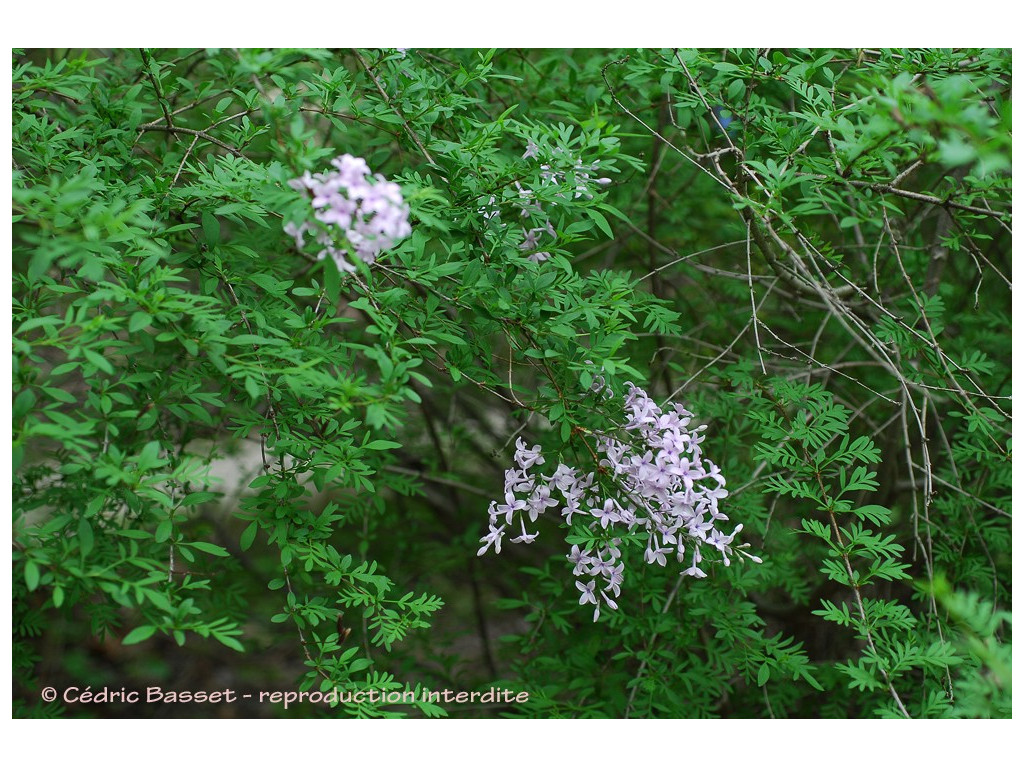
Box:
[12,47,1011,718]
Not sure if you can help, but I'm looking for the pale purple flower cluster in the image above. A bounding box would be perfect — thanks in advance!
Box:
[477,384,759,621]
[286,154,412,273]
[516,141,610,263]
[584,358,614,398]
[529,141,612,201]
[474,140,612,264]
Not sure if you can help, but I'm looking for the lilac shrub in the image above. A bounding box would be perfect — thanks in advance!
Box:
[286,154,412,272]
[478,384,760,621]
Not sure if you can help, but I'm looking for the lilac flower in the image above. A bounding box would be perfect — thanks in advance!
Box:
[602,561,625,597]
[514,437,544,470]
[504,467,535,494]
[561,494,583,526]
[660,427,691,455]
[283,221,309,248]
[683,563,708,579]
[512,141,615,265]
[677,546,705,577]
[707,524,743,566]
[676,451,704,481]
[521,228,541,251]
[705,484,729,517]
[638,452,676,491]
[510,516,539,544]
[519,226,556,264]
[477,522,506,556]
[514,182,544,218]
[576,579,598,607]
[644,543,670,567]
[591,498,622,529]
[525,484,559,521]
[547,463,577,493]
[705,460,727,487]
[477,382,757,622]
[495,491,527,524]
[567,545,592,575]
[286,154,411,272]
[477,195,500,221]
[330,154,371,187]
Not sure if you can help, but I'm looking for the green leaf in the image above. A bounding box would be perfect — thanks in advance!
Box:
[24,560,40,591]
[585,208,614,239]
[244,376,262,401]
[202,211,220,246]
[128,312,152,333]
[122,625,157,645]
[188,541,230,557]
[364,439,402,451]
[83,348,114,375]
[13,389,36,421]
[800,669,825,692]
[154,519,173,543]
[215,635,245,652]
[27,250,54,282]
[323,257,341,307]
[181,491,219,507]
[240,521,258,551]
[77,517,95,557]
[852,505,893,526]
